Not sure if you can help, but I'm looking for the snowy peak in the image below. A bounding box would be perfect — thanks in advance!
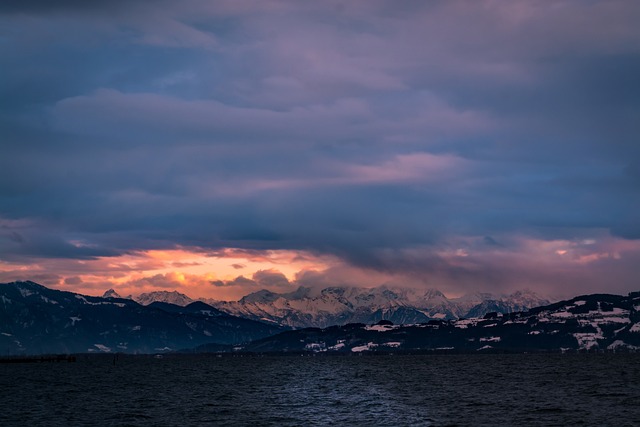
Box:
[453,292,496,304]
[135,290,194,306]
[422,288,446,301]
[211,285,553,328]
[240,291,640,354]
[240,289,281,304]
[0,281,286,355]
[102,289,122,299]
[503,289,549,308]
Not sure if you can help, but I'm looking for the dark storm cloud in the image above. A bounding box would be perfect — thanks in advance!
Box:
[0,0,150,14]
[1,0,640,294]
[253,270,290,288]
[64,276,83,285]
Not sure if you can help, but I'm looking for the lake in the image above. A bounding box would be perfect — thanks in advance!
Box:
[1,353,639,426]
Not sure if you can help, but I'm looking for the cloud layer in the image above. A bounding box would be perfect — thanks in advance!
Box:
[1,1,640,298]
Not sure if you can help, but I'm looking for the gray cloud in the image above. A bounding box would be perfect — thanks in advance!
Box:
[0,0,145,13]
[253,270,290,288]
[1,0,640,295]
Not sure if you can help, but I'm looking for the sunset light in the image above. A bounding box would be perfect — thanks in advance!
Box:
[2,2,640,424]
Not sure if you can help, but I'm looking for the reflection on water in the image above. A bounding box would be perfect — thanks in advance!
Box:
[1,354,639,426]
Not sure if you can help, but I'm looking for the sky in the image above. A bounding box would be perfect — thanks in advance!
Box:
[1,0,639,300]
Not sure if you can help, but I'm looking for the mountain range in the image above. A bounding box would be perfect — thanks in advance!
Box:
[3,280,638,355]
[225,291,640,354]
[122,286,550,328]
[0,281,285,354]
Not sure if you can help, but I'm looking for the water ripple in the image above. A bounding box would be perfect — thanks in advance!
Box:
[1,354,639,426]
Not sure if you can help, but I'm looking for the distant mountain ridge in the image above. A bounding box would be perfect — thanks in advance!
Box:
[102,289,196,306]
[3,281,638,355]
[206,286,551,328]
[134,290,194,306]
[0,281,285,355]
[225,291,640,354]
[102,288,122,299]
[119,285,550,328]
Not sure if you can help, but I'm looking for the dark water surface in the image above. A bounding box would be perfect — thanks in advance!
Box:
[1,354,639,426]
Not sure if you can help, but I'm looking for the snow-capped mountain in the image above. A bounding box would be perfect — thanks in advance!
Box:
[101,289,194,306]
[4,280,635,355]
[103,285,550,328]
[209,286,551,328]
[231,291,640,353]
[134,290,194,306]
[0,281,285,354]
[102,288,122,299]
[461,289,550,318]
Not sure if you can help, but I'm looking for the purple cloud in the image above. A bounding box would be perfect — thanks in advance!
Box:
[1,0,640,297]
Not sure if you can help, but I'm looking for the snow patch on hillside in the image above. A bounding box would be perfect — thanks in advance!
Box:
[93,344,111,352]
[351,342,378,352]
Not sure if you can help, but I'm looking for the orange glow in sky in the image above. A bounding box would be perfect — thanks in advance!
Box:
[0,248,338,301]
[1,234,639,301]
